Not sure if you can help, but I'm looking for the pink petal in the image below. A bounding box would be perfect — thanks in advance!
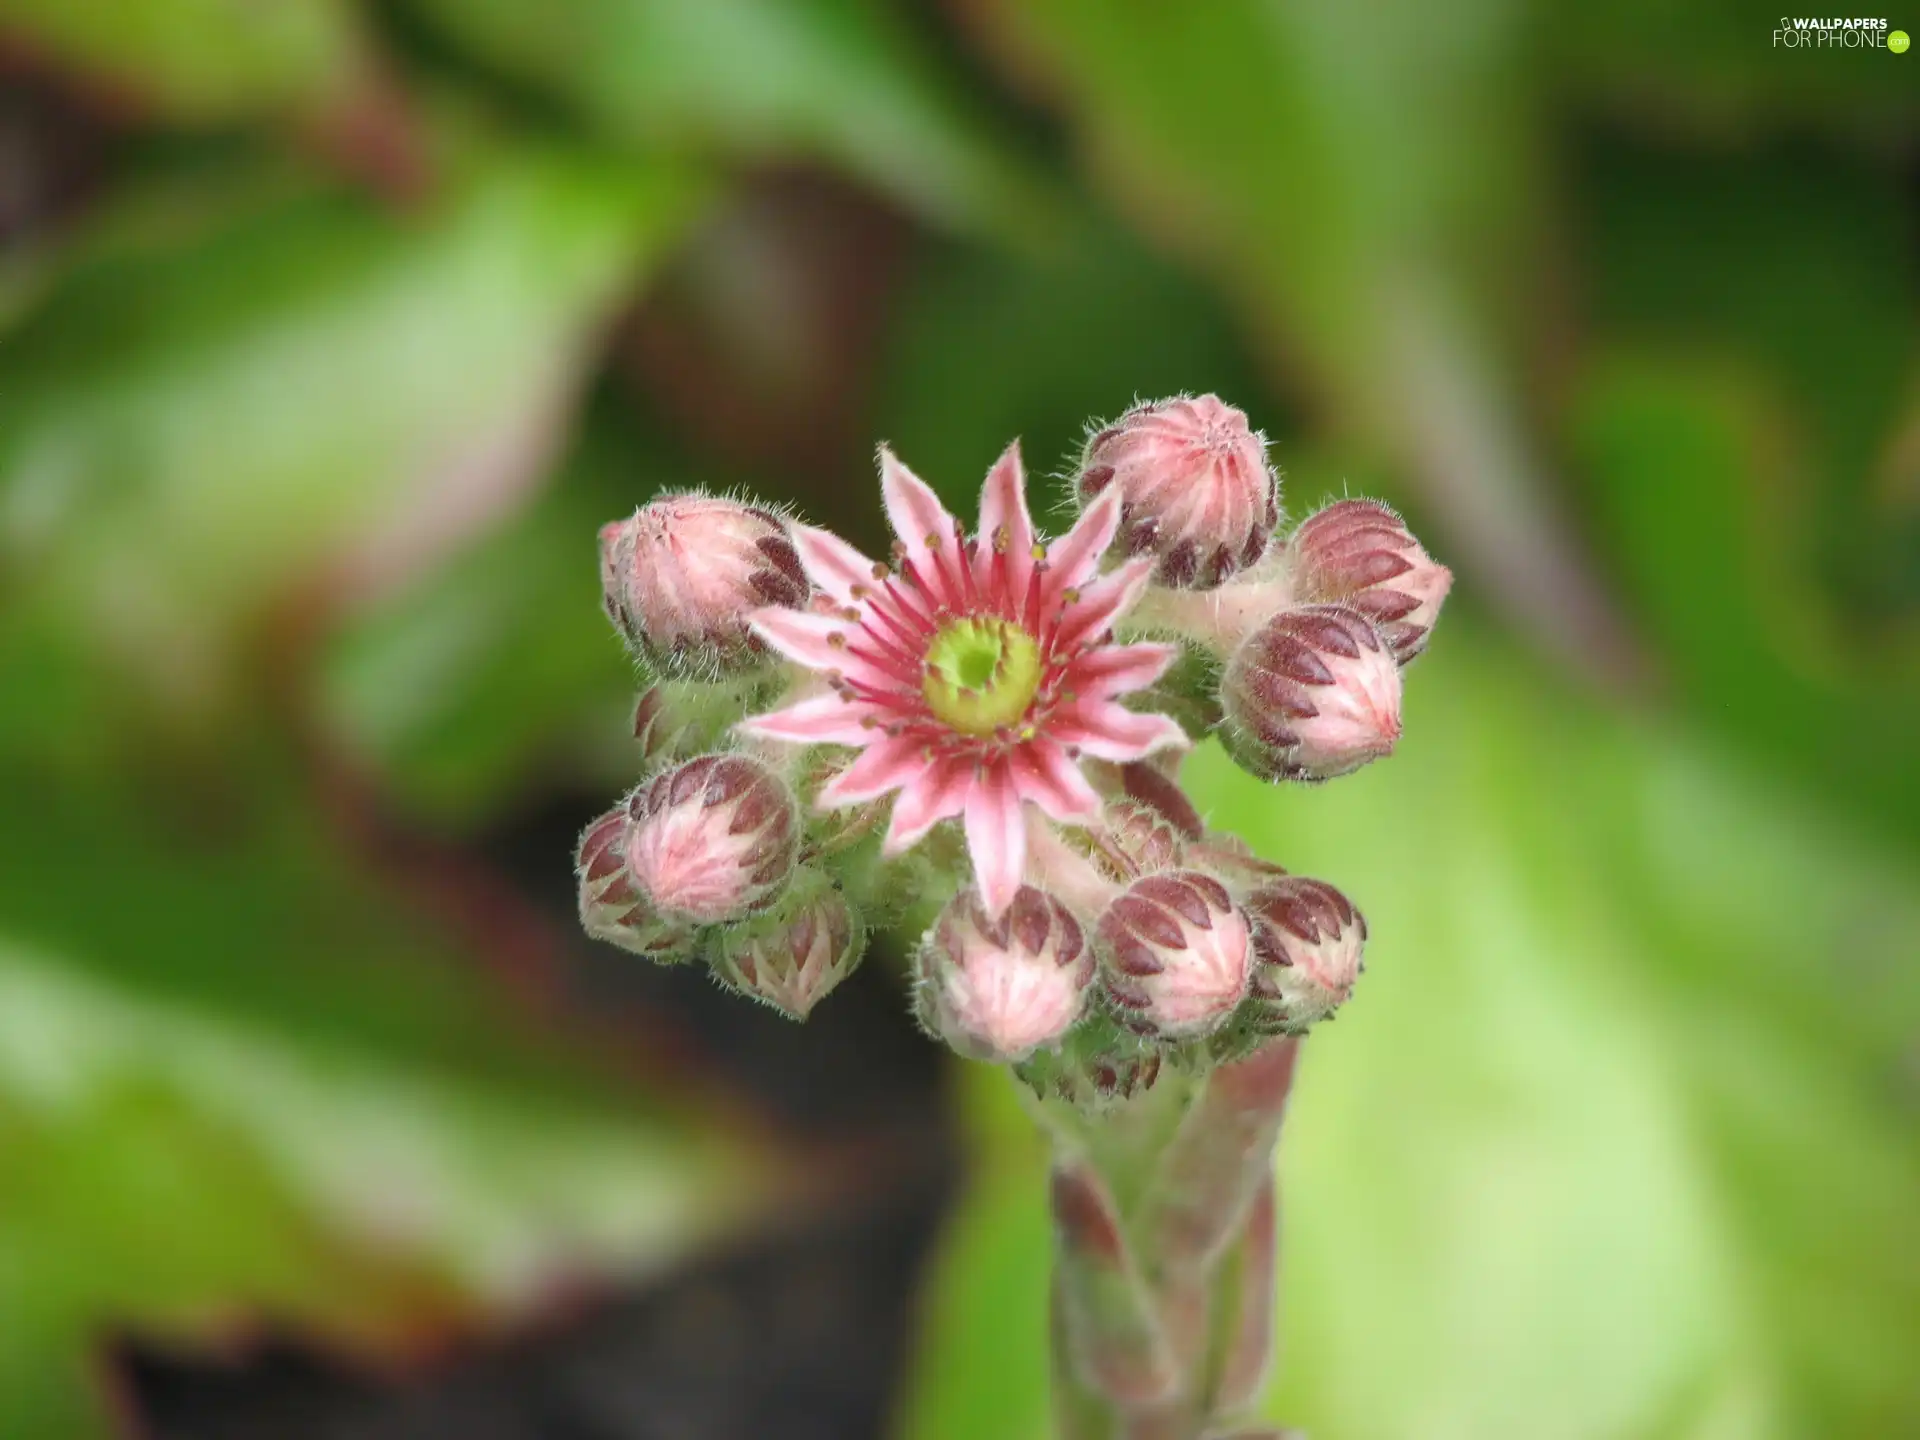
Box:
[737,694,877,746]
[790,523,878,605]
[883,756,973,853]
[975,440,1036,601]
[881,445,970,608]
[1052,557,1154,651]
[965,765,1029,922]
[1062,642,1178,700]
[818,733,924,808]
[1051,701,1188,762]
[880,447,959,553]
[1044,485,1122,598]
[748,607,897,690]
[748,606,847,671]
[1008,738,1102,824]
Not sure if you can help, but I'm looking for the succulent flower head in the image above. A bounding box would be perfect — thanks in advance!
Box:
[626,753,799,923]
[716,875,865,1020]
[600,494,807,673]
[1220,604,1402,783]
[918,884,1094,1063]
[575,806,695,959]
[1078,395,1278,589]
[738,443,1187,920]
[1286,499,1452,664]
[1244,877,1366,1031]
[1098,871,1253,1037]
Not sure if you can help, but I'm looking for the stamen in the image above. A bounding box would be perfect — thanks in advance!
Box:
[956,522,981,608]
[920,529,966,606]
[1022,560,1047,635]
[883,571,939,629]
[866,597,928,654]
[848,634,917,675]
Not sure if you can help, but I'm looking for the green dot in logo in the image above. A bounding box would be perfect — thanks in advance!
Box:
[1891,29,1912,52]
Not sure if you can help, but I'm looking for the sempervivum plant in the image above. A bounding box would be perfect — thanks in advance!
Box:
[579,395,1449,1440]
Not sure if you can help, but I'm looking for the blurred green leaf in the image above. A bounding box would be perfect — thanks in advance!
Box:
[0,759,782,1437]
[1551,1,1920,133]
[318,416,654,826]
[1569,354,1920,846]
[398,0,1045,234]
[874,205,1267,530]
[1578,138,1918,622]
[0,0,371,124]
[901,631,1920,1438]
[957,0,1530,423]
[894,1064,1051,1440]
[0,771,677,1109]
[0,938,773,1438]
[0,143,707,759]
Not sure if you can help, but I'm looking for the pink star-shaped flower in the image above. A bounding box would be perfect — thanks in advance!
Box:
[739,443,1187,919]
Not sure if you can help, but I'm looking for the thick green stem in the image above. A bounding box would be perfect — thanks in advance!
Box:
[1033,1038,1302,1440]
[1050,1162,1179,1407]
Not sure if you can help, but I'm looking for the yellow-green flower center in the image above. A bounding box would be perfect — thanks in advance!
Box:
[923,617,1042,736]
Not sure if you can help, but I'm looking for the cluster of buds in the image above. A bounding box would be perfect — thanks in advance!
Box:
[578,395,1447,1086]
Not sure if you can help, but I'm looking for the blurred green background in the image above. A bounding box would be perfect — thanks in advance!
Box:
[1,2,1916,1437]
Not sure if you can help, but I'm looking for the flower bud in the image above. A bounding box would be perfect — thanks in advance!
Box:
[1080,800,1186,884]
[1243,877,1366,1031]
[715,875,865,1020]
[1098,871,1253,1037]
[626,754,799,923]
[1078,395,1277,589]
[600,494,807,674]
[1286,499,1452,664]
[575,806,696,960]
[1220,604,1402,783]
[918,886,1094,1063]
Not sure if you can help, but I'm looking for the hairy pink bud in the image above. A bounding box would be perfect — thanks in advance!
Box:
[1078,395,1278,589]
[716,877,865,1020]
[1098,871,1253,1037]
[600,495,807,673]
[626,754,798,923]
[919,886,1094,1063]
[1244,877,1366,1031]
[575,806,695,959]
[1286,499,1451,664]
[1221,604,1402,782]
